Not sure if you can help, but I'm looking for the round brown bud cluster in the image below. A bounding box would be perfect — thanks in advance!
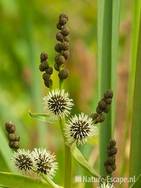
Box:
[104,139,117,174]
[39,52,53,88]
[54,13,70,80]
[5,122,20,151]
[90,90,113,124]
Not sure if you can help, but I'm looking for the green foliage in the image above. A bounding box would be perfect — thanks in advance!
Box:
[129,3,141,188]
[97,0,120,176]
[0,172,48,188]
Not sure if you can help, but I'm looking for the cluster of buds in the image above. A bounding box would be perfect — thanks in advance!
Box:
[54,13,70,80]
[39,52,53,88]
[5,122,20,151]
[90,90,113,124]
[104,139,117,175]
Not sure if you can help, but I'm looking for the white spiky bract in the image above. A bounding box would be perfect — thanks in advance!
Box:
[32,148,58,179]
[65,113,97,145]
[12,149,34,173]
[99,182,114,188]
[43,89,73,117]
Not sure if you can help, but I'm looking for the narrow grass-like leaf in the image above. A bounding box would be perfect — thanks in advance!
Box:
[29,112,56,124]
[71,146,99,178]
[0,127,14,171]
[121,0,141,176]
[97,0,120,176]
[0,172,48,188]
[16,0,46,146]
[129,6,141,188]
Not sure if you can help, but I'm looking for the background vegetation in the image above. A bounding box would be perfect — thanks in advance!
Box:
[0,0,139,187]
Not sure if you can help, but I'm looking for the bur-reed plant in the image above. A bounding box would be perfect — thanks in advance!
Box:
[0,13,117,188]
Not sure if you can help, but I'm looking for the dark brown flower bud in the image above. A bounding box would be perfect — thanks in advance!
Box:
[46,67,53,75]
[105,157,115,165]
[57,23,63,30]
[111,164,116,171]
[8,133,17,141]
[98,100,107,110]
[55,55,65,65]
[40,52,48,62]
[58,69,69,80]
[64,36,69,42]
[42,72,50,80]
[59,13,68,21]
[105,165,113,174]
[61,27,70,36]
[5,122,16,133]
[54,63,60,71]
[61,42,69,50]
[104,90,113,99]
[105,98,112,104]
[44,79,53,88]
[109,139,116,147]
[108,147,117,156]
[96,106,102,114]
[59,17,68,25]
[39,62,49,72]
[56,32,64,41]
[61,50,70,60]
[103,105,110,113]
[90,113,98,121]
[98,113,105,122]
[55,43,63,52]
[9,141,19,149]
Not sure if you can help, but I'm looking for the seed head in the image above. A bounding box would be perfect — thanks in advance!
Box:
[65,113,97,145]
[43,89,73,117]
[32,148,58,178]
[12,149,34,173]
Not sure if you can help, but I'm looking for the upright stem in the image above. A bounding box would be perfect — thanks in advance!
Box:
[59,81,72,188]
[64,145,72,188]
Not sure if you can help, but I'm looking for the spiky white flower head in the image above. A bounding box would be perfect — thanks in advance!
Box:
[43,89,73,117]
[32,148,58,178]
[65,113,97,145]
[12,149,34,173]
[99,182,114,188]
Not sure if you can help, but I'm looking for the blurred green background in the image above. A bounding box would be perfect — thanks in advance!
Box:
[0,0,131,187]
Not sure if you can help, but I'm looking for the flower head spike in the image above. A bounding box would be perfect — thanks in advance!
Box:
[43,89,73,117]
[32,148,58,178]
[12,149,33,174]
[65,113,97,145]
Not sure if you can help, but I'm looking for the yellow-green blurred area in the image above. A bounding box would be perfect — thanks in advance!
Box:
[0,0,131,187]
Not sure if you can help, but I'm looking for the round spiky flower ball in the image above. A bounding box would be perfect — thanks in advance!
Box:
[12,149,33,173]
[99,182,114,188]
[65,113,97,145]
[32,148,58,178]
[43,89,73,117]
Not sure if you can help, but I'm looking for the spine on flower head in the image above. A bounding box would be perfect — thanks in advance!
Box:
[39,52,53,88]
[54,13,70,80]
[5,122,20,151]
[90,90,113,124]
[104,139,117,175]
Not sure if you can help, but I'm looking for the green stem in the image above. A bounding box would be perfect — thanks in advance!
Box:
[59,80,72,188]
[42,174,63,188]
[64,145,72,188]
[59,118,72,188]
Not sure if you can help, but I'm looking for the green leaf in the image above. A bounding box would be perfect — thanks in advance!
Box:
[71,146,99,178]
[29,112,56,124]
[0,127,14,171]
[129,4,141,188]
[97,0,120,176]
[0,172,48,188]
